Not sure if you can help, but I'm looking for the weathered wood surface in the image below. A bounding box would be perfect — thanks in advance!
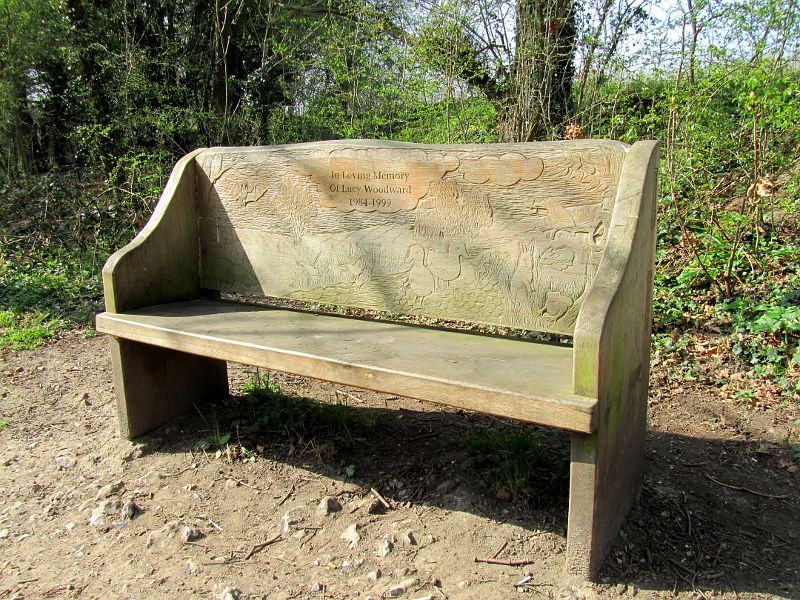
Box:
[195,140,628,336]
[110,337,228,439]
[99,138,659,580]
[103,148,206,313]
[566,140,660,577]
[96,299,598,433]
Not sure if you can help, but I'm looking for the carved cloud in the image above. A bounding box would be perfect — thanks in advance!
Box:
[458,153,545,187]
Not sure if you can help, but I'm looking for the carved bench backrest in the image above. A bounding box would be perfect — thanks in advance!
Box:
[195,139,629,336]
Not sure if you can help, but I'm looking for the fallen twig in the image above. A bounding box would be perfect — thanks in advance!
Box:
[408,431,438,443]
[705,473,788,499]
[275,483,296,508]
[198,515,223,531]
[490,540,508,559]
[335,389,363,403]
[168,466,196,478]
[474,556,534,567]
[244,532,283,560]
[370,487,393,510]
[213,475,261,492]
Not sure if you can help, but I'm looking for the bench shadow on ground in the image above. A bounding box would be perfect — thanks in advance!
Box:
[135,390,800,598]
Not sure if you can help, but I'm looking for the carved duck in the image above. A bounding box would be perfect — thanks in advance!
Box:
[425,239,467,290]
[406,244,435,304]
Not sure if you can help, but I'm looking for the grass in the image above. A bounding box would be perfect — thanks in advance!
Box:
[241,370,357,446]
[194,370,368,460]
[0,251,103,350]
[456,426,570,505]
[0,310,67,350]
[0,419,7,431]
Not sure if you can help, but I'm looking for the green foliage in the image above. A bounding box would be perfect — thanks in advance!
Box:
[240,371,357,448]
[457,427,569,505]
[0,419,7,431]
[0,251,102,349]
[0,309,66,350]
[194,405,232,452]
[193,370,365,461]
[592,58,800,397]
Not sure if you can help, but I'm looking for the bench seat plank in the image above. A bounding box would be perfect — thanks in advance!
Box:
[96,299,596,433]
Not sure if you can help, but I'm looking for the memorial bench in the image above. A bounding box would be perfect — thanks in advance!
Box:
[95,139,659,578]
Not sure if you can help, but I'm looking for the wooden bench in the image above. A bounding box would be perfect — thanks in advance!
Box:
[95,139,659,578]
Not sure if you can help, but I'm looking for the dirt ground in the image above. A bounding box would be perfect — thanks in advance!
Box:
[0,328,799,600]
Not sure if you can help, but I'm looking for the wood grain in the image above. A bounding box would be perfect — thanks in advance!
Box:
[110,337,229,439]
[195,140,628,335]
[103,148,206,313]
[100,138,659,578]
[101,149,229,438]
[96,299,598,433]
[566,140,660,578]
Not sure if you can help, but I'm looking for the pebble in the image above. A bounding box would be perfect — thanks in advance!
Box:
[95,482,123,500]
[0,528,8,538]
[457,580,471,589]
[283,510,303,532]
[377,537,394,558]
[121,499,138,520]
[401,530,417,546]
[310,581,325,593]
[137,471,161,487]
[225,478,239,488]
[317,496,343,516]
[89,499,120,526]
[367,499,386,515]
[341,523,360,548]
[180,526,204,543]
[385,577,419,598]
[55,456,76,470]
[218,588,240,600]
[367,569,381,581]
[146,521,179,549]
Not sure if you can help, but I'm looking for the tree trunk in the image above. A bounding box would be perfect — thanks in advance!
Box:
[498,0,577,142]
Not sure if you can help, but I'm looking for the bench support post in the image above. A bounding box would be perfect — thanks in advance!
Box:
[565,371,647,577]
[110,338,229,439]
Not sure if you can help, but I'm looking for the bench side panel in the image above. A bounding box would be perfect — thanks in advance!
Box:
[567,140,659,577]
[103,149,206,313]
[195,140,628,335]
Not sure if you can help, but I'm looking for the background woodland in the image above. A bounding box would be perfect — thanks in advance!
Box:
[1,0,799,406]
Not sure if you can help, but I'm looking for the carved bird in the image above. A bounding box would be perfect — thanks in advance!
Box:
[425,239,467,290]
[538,198,576,229]
[406,244,435,305]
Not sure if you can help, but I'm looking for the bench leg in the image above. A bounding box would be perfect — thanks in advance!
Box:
[109,337,229,439]
[565,394,647,578]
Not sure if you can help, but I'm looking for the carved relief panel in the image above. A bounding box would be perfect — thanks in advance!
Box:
[195,140,628,335]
